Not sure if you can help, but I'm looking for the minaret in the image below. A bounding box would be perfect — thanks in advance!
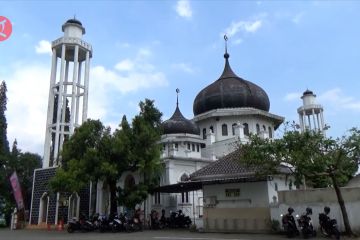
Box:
[43,18,92,168]
[297,89,326,134]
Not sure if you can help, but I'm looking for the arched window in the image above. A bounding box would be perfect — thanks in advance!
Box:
[124,174,135,190]
[263,125,266,131]
[222,124,228,136]
[209,126,214,133]
[243,123,249,136]
[268,127,273,138]
[180,173,189,182]
[232,123,237,135]
[203,128,206,139]
[256,124,260,134]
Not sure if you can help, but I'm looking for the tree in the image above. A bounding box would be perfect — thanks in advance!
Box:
[50,99,163,213]
[238,127,360,236]
[115,99,163,209]
[50,119,119,213]
[0,81,9,155]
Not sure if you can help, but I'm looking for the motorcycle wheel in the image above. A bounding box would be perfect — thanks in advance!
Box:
[111,224,117,233]
[320,226,330,237]
[67,225,74,233]
[333,228,340,240]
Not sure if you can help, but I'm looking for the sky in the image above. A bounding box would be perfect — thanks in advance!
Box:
[1,0,360,156]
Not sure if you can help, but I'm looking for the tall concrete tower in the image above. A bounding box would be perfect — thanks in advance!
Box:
[297,89,326,134]
[43,18,92,168]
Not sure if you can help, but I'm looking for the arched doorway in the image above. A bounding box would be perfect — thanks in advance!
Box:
[68,192,80,221]
[38,192,49,224]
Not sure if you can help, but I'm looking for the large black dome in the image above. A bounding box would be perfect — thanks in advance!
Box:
[162,106,200,135]
[193,53,270,115]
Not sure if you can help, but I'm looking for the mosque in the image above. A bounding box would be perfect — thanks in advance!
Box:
[29,19,326,231]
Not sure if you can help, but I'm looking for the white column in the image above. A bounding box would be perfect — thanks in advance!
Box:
[320,110,325,130]
[302,111,306,131]
[82,51,90,123]
[53,44,66,164]
[298,114,303,133]
[316,113,321,132]
[75,62,82,127]
[43,48,57,168]
[312,109,316,131]
[60,61,69,150]
[70,46,79,134]
[307,115,312,130]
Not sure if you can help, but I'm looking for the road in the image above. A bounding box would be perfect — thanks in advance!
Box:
[1,228,357,240]
[0,228,303,240]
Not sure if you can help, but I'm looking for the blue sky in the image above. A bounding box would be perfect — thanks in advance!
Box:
[1,0,360,155]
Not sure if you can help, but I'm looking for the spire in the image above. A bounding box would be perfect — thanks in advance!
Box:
[176,88,180,107]
[224,35,229,59]
[219,35,237,79]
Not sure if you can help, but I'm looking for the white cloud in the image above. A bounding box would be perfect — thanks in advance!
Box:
[3,47,168,155]
[292,12,305,24]
[318,88,360,112]
[223,19,263,38]
[35,40,52,55]
[284,92,302,102]
[171,63,194,73]
[233,38,243,45]
[175,0,192,19]
[115,59,134,72]
[4,64,50,154]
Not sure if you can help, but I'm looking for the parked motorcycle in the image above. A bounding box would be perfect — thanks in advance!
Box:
[281,207,299,238]
[67,214,95,233]
[297,207,316,238]
[319,206,340,240]
[150,209,161,230]
[168,210,192,228]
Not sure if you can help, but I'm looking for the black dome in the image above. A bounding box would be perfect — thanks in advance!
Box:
[303,89,314,95]
[162,106,200,135]
[66,18,83,26]
[193,54,270,115]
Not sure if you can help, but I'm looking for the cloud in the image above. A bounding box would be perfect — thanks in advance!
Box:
[318,88,360,112]
[3,47,168,155]
[284,92,302,102]
[175,0,192,19]
[115,59,134,72]
[171,63,194,73]
[223,19,262,38]
[5,64,50,154]
[292,12,305,24]
[35,40,52,55]
[233,38,243,45]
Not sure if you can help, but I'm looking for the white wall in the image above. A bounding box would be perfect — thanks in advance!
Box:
[271,187,360,232]
[203,181,269,208]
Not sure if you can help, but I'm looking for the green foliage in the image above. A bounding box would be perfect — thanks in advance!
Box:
[238,125,360,236]
[0,81,9,155]
[239,127,359,188]
[50,99,163,211]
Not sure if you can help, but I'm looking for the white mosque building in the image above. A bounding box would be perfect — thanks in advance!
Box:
[30,19,325,230]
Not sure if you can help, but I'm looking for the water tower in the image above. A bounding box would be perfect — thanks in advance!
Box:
[43,18,92,167]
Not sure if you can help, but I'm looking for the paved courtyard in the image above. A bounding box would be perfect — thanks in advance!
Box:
[0,228,357,240]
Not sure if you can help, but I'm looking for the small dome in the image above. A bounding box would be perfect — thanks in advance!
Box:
[162,106,200,135]
[66,18,82,26]
[193,53,270,115]
[303,89,314,95]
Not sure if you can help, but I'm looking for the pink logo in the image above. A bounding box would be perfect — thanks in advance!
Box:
[0,16,12,42]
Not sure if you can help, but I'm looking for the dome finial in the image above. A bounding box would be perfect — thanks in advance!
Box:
[224,35,229,59]
[176,88,180,107]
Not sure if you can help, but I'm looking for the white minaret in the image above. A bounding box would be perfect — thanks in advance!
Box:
[297,89,326,134]
[43,18,92,168]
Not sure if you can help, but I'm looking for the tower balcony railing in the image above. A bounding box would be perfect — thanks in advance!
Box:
[297,104,323,114]
[52,37,93,52]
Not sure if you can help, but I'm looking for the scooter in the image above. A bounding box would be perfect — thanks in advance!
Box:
[319,213,340,240]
